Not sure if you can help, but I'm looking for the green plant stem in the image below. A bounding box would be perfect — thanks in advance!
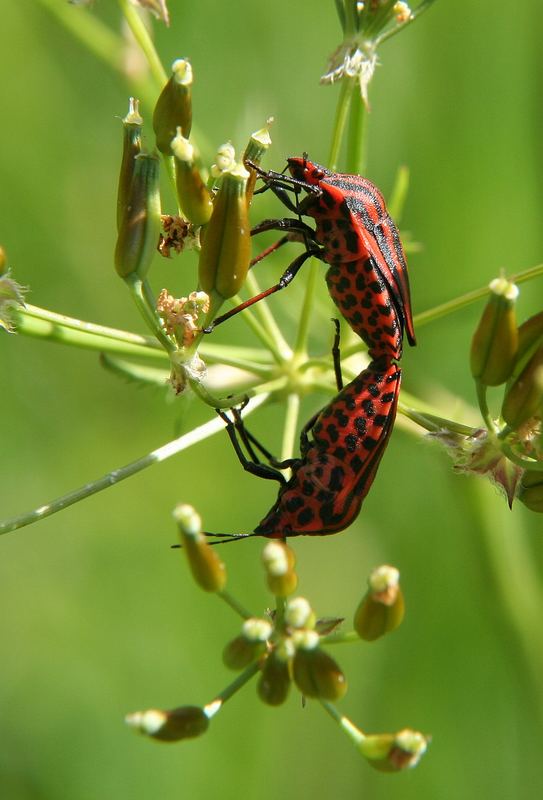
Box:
[218,590,253,620]
[328,78,356,170]
[12,307,166,361]
[189,375,285,411]
[117,0,167,90]
[398,402,476,437]
[243,272,292,360]
[293,260,319,358]
[468,479,543,724]
[475,380,497,433]
[500,442,543,471]
[345,87,366,174]
[203,662,261,720]
[126,276,176,352]
[281,393,300,462]
[0,394,268,537]
[321,630,360,645]
[415,263,543,329]
[320,701,365,745]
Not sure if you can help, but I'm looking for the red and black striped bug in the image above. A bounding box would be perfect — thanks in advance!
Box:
[207,155,416,363]
[204,324,402,542]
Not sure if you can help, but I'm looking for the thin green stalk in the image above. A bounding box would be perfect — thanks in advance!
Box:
[321,630,360,645]
[0,394,269,537]
[12,308,167,361]
[280,393,301,462]
[328,78,356,170]
[398,402,476,437]
[218,590,253,620]
[203,662,261,720]
[475,380,497,433]
[501,442,543,471]
[189,374,286,411]
[320,701,365,745]
[293,260,319,357]
[414,263,543,328]
[345,87,367,174]
[126,276,176,352]
[117,0,167,90]
[244,271,292,360]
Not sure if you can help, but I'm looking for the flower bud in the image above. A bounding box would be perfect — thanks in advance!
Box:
[222,618,272,670]
[114,153,161,279]
[171,130,213,226]
[354,565,405,641]
[292,631,347,700]
[257,639,294,706]
[262,541,298,597]
[125,705,209,742]
[153,58,192,154]
[210,142,236,178]
[470,278,519,386]
[518,470,543,513]
[284,597,315,630]
[360,728,428,772]
[243,122,272,202]
[117,97,143,231]
[198,163,251,303]
[501,346,543,429]
[173,504,226,592]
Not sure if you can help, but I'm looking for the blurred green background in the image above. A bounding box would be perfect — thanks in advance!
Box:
[1,1,543,797]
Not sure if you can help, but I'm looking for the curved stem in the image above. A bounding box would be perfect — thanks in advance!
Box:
[0,394,268,537]
[415,263,543,328]
[117,0,167,90]
[203,661,261,720]
[475,380,497,433]
[126,276,176,352]
[328,78,356,170]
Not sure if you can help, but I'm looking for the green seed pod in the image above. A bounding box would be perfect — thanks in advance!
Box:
[360,729,428,772]
[354,565,405,641]
[262,541,298,597]
[243,122,272,203]
[198,163,251,301]
[470,277,519,386]
[292,631,347,700]
[257,640,294,706]
[518,470,543,513]
[173,504,226,592]
[125,705,209,742]
[516,311,543,365]
[117,97,143,231]
[222,618,272,670]
[153,59,192,154]
[0,245,7,275]
[114,153,161,280]
[501,346,543,429]
[171,130,213,226]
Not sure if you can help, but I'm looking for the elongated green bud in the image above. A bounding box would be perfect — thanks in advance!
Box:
[262,541,298,597]
[126,705,209,742]
[117,97,143,231]
[354,565,405,641]
[114,153,161,279]
[516,311,543,365]
[243,122,272,202]
[171,130,213,226]
[153,59,192,154]
[360,728,428,772]
[501,346,543,429]
[257,640,294,706]
[198,163,251,302]
[173,504,226,592]
[292,631,347,700]
[222,618,272,670]
[470,278,519,386]
[518,471,543,513]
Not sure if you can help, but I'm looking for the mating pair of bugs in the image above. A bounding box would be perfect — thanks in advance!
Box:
[205,156,416,543]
